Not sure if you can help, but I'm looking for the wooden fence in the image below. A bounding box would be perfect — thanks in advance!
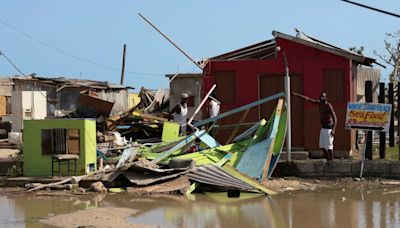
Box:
[364,80,398,160]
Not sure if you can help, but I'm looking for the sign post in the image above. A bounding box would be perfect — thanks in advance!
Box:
[345,102,392,178]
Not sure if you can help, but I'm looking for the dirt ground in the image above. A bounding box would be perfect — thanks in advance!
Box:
[266,177,400,193]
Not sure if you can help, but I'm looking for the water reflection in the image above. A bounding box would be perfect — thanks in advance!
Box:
[274,188,400,228]
[0,188,400,227]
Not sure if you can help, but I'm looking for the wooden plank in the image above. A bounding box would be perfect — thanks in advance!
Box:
[262,99,284,183]
[193,92,285,127]
[221,165,277,195]
[365,80,373,160]
[116,147,138,168]
[138,113,169,122]
[389,83,395,147]
[187,84,216,126]
[379,82,386,159]
[67,129,80,155]
[225,109,250,144]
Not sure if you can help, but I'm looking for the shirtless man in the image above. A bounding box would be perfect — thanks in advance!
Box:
[293,92,337,161]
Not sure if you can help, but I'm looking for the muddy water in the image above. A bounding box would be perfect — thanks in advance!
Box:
[1,187,400,228]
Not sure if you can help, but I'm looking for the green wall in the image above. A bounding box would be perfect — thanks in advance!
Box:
[23,119,97,176]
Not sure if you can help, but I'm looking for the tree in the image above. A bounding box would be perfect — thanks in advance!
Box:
[374,30,400,83]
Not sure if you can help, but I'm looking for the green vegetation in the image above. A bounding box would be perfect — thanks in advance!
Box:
[372,144,399,160]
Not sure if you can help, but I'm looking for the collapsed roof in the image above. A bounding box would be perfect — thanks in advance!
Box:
[12,75,134,90]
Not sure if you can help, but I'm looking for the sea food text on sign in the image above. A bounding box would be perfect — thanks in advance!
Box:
[345,102,392,132]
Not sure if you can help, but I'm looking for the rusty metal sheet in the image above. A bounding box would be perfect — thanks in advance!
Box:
[127,176,190,194]
[77,94,114,117]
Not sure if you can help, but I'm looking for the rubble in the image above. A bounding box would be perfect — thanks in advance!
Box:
[7,82,287,198]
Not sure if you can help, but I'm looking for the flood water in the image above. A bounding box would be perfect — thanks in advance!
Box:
[1,187,400,228]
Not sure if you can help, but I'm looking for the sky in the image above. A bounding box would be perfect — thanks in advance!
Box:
[0,0,399,90]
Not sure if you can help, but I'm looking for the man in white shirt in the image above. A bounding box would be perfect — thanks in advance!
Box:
[170,93,189,135]
[206,95,221,134]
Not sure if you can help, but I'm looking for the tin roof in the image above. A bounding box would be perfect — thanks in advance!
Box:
[12,75,133,90]
[210,30,380,67]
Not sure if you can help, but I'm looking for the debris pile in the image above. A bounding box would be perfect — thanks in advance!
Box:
[25,94,287,197]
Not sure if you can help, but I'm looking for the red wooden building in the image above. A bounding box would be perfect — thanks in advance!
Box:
[202,30,379,156]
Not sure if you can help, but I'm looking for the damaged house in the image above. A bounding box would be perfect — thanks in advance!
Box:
[202,30,381,157]
[12,76,133,118]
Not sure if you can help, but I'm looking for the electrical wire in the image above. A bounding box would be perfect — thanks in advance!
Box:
[340,0,400,18]
[0,18,164,78]
[0,50,26,76]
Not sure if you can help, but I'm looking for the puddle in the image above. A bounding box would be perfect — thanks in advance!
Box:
[0,188,400,227]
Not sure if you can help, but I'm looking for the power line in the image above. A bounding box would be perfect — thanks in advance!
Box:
[341,0,400,18]
[0,50,26,76]
[0,18,165,78]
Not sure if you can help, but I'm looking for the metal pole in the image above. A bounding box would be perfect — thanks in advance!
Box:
[138,13,203,70]
[283,51,291,162]
[120,44,126,85]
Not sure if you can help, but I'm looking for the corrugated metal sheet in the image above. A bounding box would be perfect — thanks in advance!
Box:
[356,66,380,102]
[188,165,258,191]
[77,94,114,117]
[12,76,133,90]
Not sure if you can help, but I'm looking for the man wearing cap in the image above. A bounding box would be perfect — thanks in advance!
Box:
[170,93,189,135]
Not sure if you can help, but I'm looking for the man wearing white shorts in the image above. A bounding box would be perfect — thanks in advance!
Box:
[293,92,337,161]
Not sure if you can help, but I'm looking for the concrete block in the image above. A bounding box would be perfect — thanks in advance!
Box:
[308,150,351,159]
[331,161,352,173]
[312,159,326,173]
[369,160,389,175]
[390,163,400,174]
[351,161,362,175]
[280,151,309,161]
[293,161,315,173]
[308,150,324,159]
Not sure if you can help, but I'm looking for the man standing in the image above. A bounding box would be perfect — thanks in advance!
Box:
[293,92,337,161]
[206,95,221,135]
[170,93,189,135]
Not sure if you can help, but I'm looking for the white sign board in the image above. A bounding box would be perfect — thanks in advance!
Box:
[345,102,392,132]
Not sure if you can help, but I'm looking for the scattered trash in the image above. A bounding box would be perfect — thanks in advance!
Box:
[90,181,107,193]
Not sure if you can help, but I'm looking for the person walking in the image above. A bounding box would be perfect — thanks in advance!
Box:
[293,92,337,160]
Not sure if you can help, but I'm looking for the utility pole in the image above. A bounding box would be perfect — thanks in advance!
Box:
[120,44,127,85]
[283,51,292,162]
[138,13,203,70]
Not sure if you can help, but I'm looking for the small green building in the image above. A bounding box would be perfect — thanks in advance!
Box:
[23,119,97,176]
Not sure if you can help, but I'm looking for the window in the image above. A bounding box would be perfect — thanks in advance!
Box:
[323,69,345,102]
[42,129,80,155]
[215,71,236,104]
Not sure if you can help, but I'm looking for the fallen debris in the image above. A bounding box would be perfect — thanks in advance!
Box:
[89,181,107,193]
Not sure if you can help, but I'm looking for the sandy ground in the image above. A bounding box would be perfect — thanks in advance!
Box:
[40,207,154,228]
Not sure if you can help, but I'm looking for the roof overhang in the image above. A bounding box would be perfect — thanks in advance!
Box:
[272,30,378,67]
